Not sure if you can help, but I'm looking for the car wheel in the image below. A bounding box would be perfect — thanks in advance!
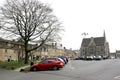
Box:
[53,66,58,70]
[32,67,38,71]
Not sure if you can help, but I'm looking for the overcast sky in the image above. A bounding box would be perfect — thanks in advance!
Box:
[1,0,120,52]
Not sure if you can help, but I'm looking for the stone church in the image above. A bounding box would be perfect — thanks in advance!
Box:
[80,32,110,58]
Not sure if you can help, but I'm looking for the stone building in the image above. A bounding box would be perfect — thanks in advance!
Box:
[0,37,67,61]
[115,50,120,58]
[110,50,120,59]
[0,38,20,61]
[80,32,110,58]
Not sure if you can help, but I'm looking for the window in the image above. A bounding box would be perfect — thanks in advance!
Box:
[40,60,48,64]
[5,49,7,53]
[7,43,11,47]
[101,47,104,52]
[89,47,96,55]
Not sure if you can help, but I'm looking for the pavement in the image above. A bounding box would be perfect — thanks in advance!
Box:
[14,65,30,71]
[14,61,40,71]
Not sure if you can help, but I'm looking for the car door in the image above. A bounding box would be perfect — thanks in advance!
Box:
[45,61,54,70]
[38,60,48,70]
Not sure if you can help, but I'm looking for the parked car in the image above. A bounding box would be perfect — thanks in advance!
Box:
[59,56,68,64]
[58,58,65,64]
[30,60,64,71]
[86,56,94,60]
[74,57,80,60]
[102,56,108,60]
[80,56,86,60]
[95,56,102,60]
[45,57,65,65]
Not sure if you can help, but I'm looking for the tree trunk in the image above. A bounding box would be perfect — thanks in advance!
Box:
[24,41,29,64]
[18,51,20,62]
[24,51,29,64]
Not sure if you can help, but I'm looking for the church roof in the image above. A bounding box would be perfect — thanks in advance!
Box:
[81,37,105,47]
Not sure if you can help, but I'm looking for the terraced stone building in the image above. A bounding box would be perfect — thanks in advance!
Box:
[0,37,69,61]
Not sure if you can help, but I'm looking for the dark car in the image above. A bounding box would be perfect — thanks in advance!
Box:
[30,60,64,71]
[80,56,86,60]
[102,56,108,60]
[74,57,80,60]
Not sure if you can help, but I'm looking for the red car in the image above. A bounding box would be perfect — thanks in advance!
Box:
[30,60,64,71]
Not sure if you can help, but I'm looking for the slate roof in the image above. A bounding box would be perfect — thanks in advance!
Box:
[0,37,6,41]
[81,37,105,47]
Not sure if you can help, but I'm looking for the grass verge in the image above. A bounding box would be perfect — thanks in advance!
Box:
[0,61,29,70]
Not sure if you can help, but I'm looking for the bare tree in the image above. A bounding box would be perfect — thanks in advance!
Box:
[0,0,63,64]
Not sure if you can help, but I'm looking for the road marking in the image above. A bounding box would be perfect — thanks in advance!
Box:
[114,76,120,79]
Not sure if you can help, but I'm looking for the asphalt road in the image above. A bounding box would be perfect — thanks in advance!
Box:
[0,59,120,80]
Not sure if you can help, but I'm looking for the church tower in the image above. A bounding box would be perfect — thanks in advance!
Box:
[103,30,106,41]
